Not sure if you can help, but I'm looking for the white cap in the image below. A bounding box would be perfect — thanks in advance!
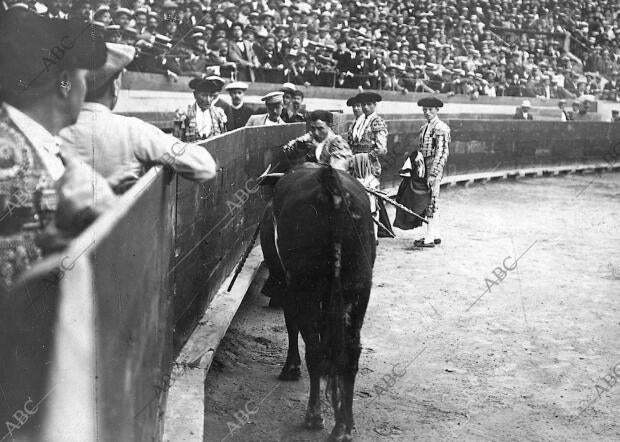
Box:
[225,81,249,91]
[261,91,284,104]
[521,100,531,108]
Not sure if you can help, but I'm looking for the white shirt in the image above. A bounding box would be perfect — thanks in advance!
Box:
[60,102,216,182]
[3,103,65,180]
[263,116,282,126]
[195,105,213,138]
[351,114,366,141]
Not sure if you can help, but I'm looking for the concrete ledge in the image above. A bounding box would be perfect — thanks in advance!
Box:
[163,247,264,442]
[439,162,620,187]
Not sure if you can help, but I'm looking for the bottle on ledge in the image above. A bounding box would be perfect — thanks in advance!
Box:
[172,108,184,139]
[185,105,197,142]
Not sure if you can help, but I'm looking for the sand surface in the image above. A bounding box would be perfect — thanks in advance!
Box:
[203,172,620,442]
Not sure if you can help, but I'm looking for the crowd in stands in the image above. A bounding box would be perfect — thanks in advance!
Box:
[6,0,620,100]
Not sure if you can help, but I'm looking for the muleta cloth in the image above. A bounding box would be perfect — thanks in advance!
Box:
[417,96,444,107]
[224,81,249,91]
[189,76,224,92]
[88,43,136,90]
[393,150,431,230]
[261,91,284,104]
[0,9,107,91]
[355,91,382,103]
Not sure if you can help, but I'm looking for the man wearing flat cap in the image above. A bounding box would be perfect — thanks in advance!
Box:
[0,9,117,287]
[413,96,450,248]
[223,81,254,130]
[245,92,285,126]
[188,76,228,139]
[60,43,217,191]
[283,110,352,171]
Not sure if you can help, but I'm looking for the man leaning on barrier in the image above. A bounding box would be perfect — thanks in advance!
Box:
[245,92,286,126]
[60,43,217,193]
[283,110,352,171]
[0,9,117,288]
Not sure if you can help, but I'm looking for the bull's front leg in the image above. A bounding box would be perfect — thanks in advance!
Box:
[278,301,301,381]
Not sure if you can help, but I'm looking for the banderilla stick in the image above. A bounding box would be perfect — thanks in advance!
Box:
[364,186,428,224]
[227,208,268,292]
[372,216,396,237]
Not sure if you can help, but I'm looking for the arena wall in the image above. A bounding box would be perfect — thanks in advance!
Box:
[3,119,618,440]
[118,72,602,126]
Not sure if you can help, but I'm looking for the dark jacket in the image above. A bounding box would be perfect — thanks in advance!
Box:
[225,103,255,130]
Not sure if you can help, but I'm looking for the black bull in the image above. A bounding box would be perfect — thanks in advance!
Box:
[260,165,376,441]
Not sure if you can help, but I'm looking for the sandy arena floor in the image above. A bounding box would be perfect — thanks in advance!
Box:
[203,172,620,442]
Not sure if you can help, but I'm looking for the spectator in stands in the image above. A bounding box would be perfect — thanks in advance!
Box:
[288,51,315,86]
[611,110,620,122]
[223,81,254,130]
[113,7,131,29]
[514,100,534,120]
[228,22,259,81]
[188,76,228,138]
[257,35,284,68]
[246,91,286,126]
[60,43,217,192]
[29,0,620,102]
[0,9,115,287]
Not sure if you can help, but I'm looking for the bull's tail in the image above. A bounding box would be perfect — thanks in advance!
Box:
[319,166,348,408]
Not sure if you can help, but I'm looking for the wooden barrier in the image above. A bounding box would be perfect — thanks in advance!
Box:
[1,119,617,441]
[378,120,620,188]
[0,167,176,441]
[172,124,304,349]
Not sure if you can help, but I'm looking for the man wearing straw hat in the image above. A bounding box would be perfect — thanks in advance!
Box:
[60,43,217,191]
[223,81,254,130]
[245,91,286,126]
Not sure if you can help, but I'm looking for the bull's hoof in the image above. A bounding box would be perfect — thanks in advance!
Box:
[328,423,353,442]
[278,365,301,381]
[303,412,324,430]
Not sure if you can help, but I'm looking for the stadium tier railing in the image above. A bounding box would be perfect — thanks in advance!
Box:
[2,119,618,441]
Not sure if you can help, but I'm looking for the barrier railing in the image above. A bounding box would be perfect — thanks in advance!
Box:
[2,119,618,441]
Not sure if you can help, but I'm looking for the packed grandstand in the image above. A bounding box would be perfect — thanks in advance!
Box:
[12,0,620,100]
